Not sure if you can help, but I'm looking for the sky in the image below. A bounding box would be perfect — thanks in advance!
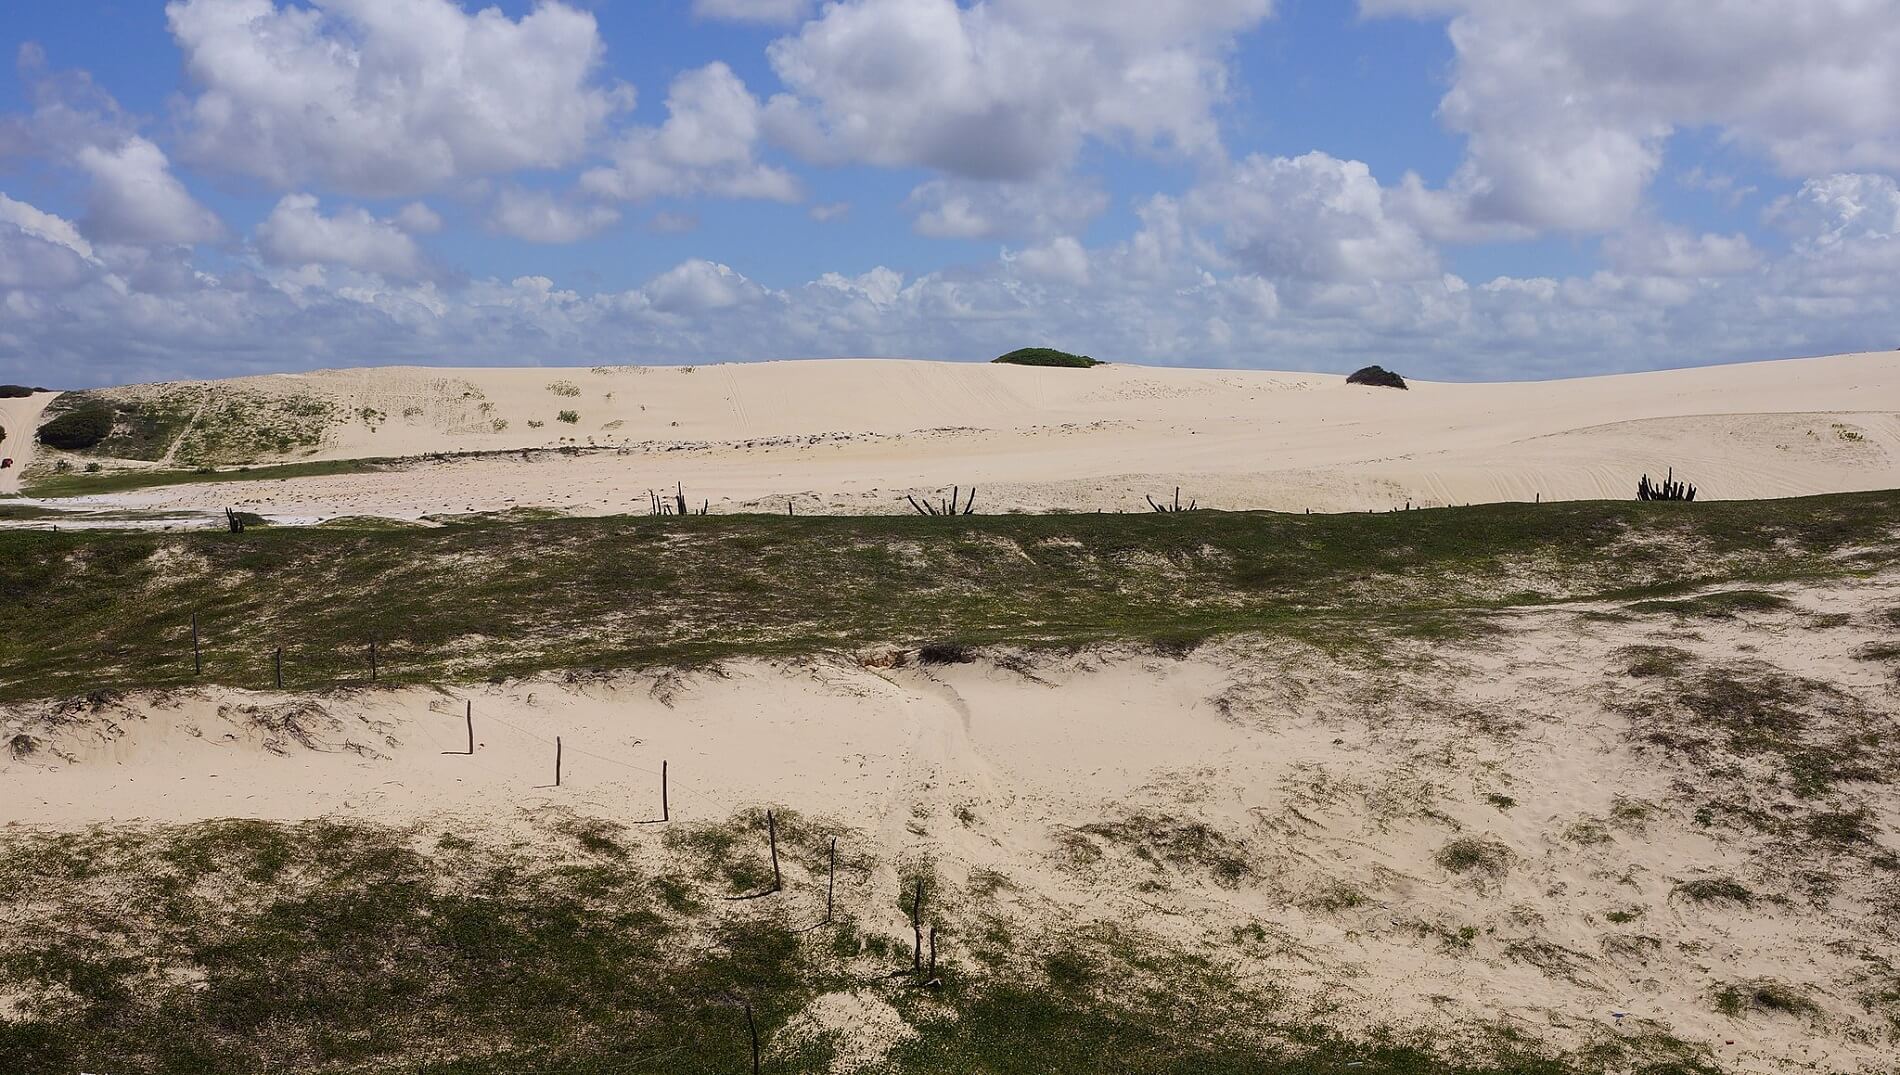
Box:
[1,0,1898,387]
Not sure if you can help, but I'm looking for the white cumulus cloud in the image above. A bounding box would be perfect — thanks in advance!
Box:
[487,188,623,244]
[762,0,1273,180]
[75,136,225,245]
[165,0,631,196]
[1365,0,1900,233]
[581,62,800,204]
[256,194,427,277]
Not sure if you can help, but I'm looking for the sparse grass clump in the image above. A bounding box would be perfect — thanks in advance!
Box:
[556,410,579,424]
[1435,836,1513,882]
[1073,813,1252,887]
[1617,644,1695,678]
[1303,881,1368,913]
[1806,808,1877,845]
[1626,590,1791,618]
[1713,981,1819,1019]
[1674,877,1754,906]
[1626,662,1887,799]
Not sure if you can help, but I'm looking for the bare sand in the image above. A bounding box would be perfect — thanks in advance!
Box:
[0,390,52,496]
[6,571,1897,1073]
[31,350,1900,520]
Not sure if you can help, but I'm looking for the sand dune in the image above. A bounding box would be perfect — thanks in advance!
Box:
[6,572,1897,1072]
[20,350,1900,521]
[0,390,52,496]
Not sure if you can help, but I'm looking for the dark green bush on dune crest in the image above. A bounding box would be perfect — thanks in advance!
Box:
[37,405,115,450]
[0,384,42,398]
[993,348,1100,368]
[1347,365,1408,390]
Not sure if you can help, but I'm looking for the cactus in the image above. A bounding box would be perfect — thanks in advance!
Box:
[1637,467,1697,502]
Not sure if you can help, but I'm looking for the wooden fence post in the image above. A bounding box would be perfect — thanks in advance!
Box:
[554,736,563,787]
[911,881,924,974]
[191,612,202,676]
[369,636,378,683]
[767,810,781,891]
[826,837,836,923]
[662,760,669,821]
[273,646,283,689]
[744,1001,760,1075]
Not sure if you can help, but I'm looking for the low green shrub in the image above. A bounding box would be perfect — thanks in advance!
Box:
[993,348,1099,368]
[37,405,114,450]
[1346,365,1408,390]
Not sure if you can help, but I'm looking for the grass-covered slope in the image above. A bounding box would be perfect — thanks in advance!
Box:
[0,813,1712,1075]
[2,493,1896,702]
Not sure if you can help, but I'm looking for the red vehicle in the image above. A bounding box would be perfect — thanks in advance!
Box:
[0,458,12,469]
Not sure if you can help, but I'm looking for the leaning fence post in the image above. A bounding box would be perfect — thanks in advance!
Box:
[464,702,474,754]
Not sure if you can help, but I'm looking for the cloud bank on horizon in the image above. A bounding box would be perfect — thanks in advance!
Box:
[1,0,1897,387]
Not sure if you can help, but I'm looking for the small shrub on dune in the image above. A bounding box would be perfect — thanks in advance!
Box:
[918,642,975,665]
[0,384,40,398]
[1346,365,1408,390]
[1435,836,1512,880]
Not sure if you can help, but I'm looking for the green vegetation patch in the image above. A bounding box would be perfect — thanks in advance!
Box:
[0,816,1706,1075]
[172,388,338,465]
[1713,981,1819,1020]
[1625,590,1792,618]
[1673,877,1754,906]
[2,491,1899,702]
[37,403,115,451]
[992,347,1099,368]
[35,388,201,461]
[1622,661,1890,799]
[23,457,392,498]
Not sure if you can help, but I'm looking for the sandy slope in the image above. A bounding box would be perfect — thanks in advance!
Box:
[38,350,1900,520]
[0,391,54,496]
[6,572,1897,1073]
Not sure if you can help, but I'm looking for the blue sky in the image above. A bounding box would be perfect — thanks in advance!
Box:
[1,0,1897,386]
